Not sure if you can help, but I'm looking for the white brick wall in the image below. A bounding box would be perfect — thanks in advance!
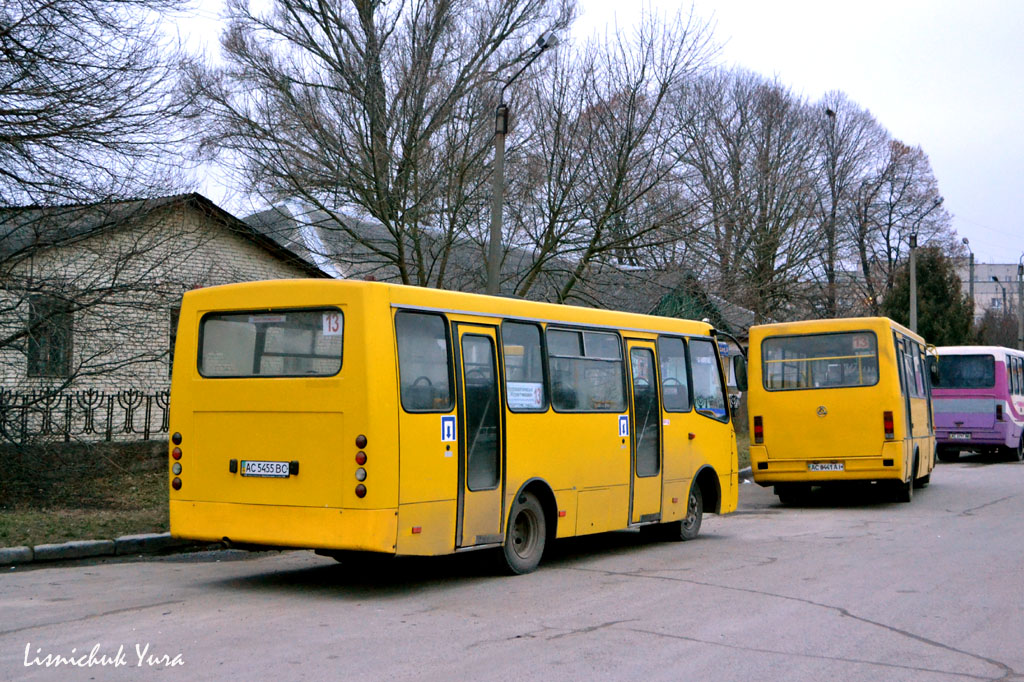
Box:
[0,199,319,442]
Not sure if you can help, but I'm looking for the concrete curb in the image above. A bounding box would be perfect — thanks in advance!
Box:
[114,532,195,556]
[33,539,116,562]
[2,533,215,567]
[0,546,33,565]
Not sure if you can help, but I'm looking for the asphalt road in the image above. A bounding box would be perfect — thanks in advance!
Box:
[2,456,1023,682]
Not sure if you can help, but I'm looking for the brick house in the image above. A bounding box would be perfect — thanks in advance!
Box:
[0,193,326,442]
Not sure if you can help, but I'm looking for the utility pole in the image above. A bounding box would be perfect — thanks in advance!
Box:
[909,232,918,333]
[486,32,558,296]
[963,237,974,318]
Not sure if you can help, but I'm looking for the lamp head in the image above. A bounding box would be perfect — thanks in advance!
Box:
[536,31,558,50]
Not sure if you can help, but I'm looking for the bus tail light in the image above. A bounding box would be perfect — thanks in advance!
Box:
[883,411,895,440]
[355,484,366,498]
[753,416,764,444]
[996,404,1003,421]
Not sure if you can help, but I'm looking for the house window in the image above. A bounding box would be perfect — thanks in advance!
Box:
[27,295,73,378]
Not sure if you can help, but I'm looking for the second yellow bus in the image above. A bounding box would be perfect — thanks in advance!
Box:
[747,317,935,504]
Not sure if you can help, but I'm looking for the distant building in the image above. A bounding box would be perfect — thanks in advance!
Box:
[956,261,1021,322]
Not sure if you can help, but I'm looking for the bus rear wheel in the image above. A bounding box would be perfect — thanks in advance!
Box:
[895,458,916,503]
[674,485,703,541]
[502,491,546,575]
[1006,437,1024,463]
[775,483,810,506]
[937,446,960,462]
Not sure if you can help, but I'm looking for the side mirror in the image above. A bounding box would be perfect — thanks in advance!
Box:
[733,356,748,392]
[927,356,940,384]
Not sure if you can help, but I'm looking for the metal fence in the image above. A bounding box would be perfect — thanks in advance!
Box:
[0,389,170,444]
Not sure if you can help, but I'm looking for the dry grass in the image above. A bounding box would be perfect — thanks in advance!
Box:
[0,442,168,547]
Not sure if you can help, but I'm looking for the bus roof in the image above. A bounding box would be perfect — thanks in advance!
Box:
[936,345,1024,359]
[182,278,717,337]
[748,317,925,344]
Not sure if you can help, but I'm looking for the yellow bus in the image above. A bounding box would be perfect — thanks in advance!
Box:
[747,317,935,504]
[168,279,742,573]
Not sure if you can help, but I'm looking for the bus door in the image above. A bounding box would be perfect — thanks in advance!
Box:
[627,340,663,523]
[453,325,504,548]
[895,334,915,469]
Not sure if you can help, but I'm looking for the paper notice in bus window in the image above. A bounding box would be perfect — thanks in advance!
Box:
[507,382,544,409]
[322,312,342,336]
[852,335,870,350]
[249,314,286,324]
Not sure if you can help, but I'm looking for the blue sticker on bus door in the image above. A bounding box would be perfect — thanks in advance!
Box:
[441,415,456,442]
[618,415,629,438]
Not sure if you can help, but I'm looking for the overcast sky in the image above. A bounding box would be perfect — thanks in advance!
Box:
[182,1,1023,265]
[576,0,1024,265]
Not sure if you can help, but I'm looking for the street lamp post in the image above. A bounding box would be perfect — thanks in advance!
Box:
[909,232,918,332]
[1017,254,1024,350]
[906,198,942,334]
[992,276,1007,315]
[486,31,558,296]
[962,237,974,313]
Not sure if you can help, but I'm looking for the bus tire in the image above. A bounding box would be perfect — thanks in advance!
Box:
[1008,437,1024,463]
[895,462,915,503]
[937,447,959,462]
[502,491,546,575]
[667,484,703,541]
[775,483,809,506]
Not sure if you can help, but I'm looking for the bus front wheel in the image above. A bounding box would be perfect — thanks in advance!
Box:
[502,491,546,575]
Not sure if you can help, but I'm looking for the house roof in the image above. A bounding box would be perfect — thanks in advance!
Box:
[242,201,756,334]
[0,193,329,278]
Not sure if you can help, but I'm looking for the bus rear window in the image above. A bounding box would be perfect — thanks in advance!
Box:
[198,309,343,377]
[935,354,995,389]
[763,331,878,390]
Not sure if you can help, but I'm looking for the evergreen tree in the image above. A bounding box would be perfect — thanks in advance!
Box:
[881,246,973,345]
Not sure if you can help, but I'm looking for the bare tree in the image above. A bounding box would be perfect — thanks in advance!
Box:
[504,8,715,302]
[809,92,888,317]
[187,0,575,288]
[848,140,953,314]
[678,69,819,323]
[1,0,194,206]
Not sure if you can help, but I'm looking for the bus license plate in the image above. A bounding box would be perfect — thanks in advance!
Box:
[807,462,844,472]
[949,432,971,440]
[240,460,290,478]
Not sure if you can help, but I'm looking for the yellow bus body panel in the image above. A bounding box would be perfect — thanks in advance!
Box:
[170,500,398,552]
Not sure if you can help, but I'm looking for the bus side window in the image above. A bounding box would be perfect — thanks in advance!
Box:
[546,328,625,412]
[657,337,691,412]
[689,338,728,422]
[502,321,547,412]
[395,311,453,412]
[911,344,926,397]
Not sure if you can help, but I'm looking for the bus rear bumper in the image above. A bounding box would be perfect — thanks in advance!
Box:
[937,426,1016,449]
[750,457,904,487]
[170,500,398,553]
